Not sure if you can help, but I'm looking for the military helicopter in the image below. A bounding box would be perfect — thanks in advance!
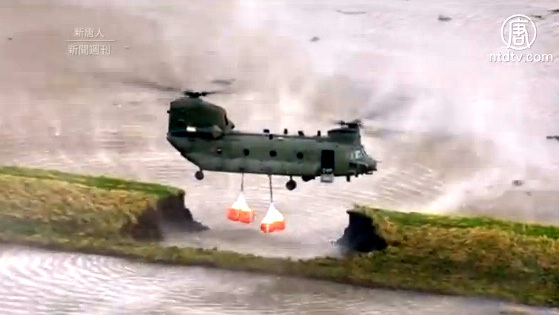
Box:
[166,89,378,193]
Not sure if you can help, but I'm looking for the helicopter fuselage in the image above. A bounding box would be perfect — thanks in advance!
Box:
[166,95,377,185]
[167,130,376,180]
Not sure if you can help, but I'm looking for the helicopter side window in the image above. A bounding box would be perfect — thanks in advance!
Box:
[243,149,250,156]
[270,150,277,157]
[296,152,304,159]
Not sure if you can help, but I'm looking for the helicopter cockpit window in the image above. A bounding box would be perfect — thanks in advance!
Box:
[352,149,364,160]
[224,115,229,125]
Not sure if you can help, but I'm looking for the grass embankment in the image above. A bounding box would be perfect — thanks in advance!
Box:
[0,166,558,307]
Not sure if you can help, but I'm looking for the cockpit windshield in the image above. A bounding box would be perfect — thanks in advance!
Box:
[351,148,366,160]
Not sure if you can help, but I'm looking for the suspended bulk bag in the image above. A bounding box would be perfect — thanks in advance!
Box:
[260,203,285,233]
[227,192,254,223]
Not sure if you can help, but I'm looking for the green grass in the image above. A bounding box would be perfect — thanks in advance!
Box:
[361,206,559,239]
[0,166,558,307]
[0,166,179,197]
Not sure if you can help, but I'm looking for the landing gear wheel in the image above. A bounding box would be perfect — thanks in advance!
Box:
[286,179,297,191]
[195,170,204,180]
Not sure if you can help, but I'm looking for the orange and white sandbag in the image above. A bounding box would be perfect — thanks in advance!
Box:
[260,203,285,233]
[227,192,254,223]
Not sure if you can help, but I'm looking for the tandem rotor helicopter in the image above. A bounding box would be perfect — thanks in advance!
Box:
[164,88,379,232]
[166,90,378,188]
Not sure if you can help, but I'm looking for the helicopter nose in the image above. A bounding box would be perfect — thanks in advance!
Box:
[366,158,377,173]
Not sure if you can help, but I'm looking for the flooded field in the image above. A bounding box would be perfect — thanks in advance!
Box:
[0,0,558,313]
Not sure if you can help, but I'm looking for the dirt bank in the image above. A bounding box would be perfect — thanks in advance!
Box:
[336,210,387,252]
[123,190,208,241]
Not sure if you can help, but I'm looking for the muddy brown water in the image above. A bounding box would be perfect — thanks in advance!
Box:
[1,0,559,313]
[0,245,556,315]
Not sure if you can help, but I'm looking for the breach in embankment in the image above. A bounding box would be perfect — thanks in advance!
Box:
[0,166,558,308]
